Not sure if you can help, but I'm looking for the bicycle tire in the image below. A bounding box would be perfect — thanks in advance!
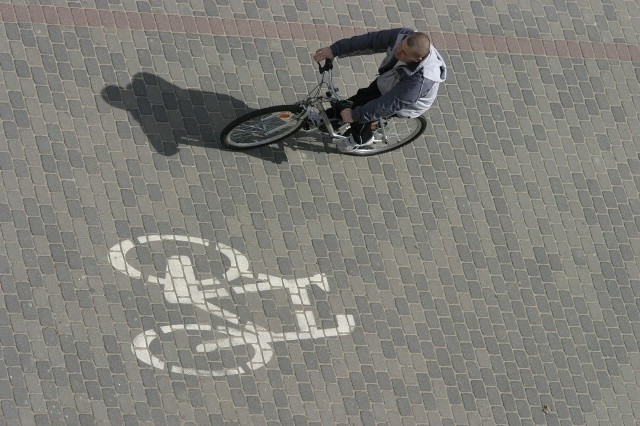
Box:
[220,105,305,149]
[349,116,427,156]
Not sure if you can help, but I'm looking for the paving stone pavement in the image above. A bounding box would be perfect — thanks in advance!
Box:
[1,1,640,425]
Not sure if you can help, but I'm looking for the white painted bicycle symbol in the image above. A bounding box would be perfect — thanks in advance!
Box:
[108,235,355,376]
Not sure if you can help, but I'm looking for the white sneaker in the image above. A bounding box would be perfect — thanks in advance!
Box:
[337,133,374,153]
[305,107,323,129]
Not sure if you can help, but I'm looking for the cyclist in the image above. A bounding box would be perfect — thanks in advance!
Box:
[310,27,447,152]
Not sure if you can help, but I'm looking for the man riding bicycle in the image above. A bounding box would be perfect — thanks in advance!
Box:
[310,27,447,152]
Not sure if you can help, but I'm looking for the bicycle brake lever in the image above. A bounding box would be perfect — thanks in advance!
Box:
[318,59,333,74]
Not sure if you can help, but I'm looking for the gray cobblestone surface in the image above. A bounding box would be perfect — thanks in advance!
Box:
[1,1,640,425]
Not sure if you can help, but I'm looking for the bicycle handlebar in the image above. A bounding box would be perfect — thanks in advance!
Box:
[318,58,333,74]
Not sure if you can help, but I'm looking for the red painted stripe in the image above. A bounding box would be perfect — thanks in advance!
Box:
[0,4,16,22]
[2,4,639,62]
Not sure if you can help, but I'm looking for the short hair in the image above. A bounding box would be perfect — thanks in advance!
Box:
[406,32,431,58]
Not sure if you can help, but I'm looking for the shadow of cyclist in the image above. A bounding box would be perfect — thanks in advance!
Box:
[101,72,332,163]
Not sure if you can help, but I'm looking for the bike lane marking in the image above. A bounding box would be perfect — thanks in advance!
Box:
[109,234,356,376]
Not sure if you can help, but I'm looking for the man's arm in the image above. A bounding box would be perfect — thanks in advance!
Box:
[329,28,408,58]
[313,28,407,62]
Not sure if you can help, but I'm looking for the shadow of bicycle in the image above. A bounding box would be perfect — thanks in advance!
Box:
[101,72,333,164]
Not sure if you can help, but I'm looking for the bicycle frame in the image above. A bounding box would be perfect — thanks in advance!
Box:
[303,60,397,144]
[299,60,351,140]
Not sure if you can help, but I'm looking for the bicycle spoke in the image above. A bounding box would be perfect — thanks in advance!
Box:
[376,120,417,143]
[236,115,291,134]
[350,116,426,155]
[221,106,304,148]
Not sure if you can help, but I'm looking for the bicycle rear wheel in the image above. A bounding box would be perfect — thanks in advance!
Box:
[350,116,427,156]
[220,105,305,149]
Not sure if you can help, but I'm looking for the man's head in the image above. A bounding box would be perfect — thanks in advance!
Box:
[394,32,431,63]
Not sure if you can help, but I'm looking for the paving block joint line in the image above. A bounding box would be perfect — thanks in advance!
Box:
[1,0,640,425]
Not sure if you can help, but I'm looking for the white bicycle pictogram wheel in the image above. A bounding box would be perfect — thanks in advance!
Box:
[131,323,275,377]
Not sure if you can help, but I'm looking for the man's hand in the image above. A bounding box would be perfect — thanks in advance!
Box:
[340,108,354,123]
[313,47,334,62]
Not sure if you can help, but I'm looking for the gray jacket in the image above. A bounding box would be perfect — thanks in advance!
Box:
[330,28,447,123]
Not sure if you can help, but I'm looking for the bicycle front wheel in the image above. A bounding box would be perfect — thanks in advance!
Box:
[220,105,305,149]
[351,116,427,156]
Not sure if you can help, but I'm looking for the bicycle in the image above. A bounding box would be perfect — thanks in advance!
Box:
[109,234,355,377]
[220,59,428,156]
